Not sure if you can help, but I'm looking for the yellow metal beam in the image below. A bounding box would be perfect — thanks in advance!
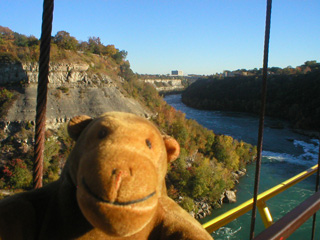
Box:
[257,200,273,228]
[202,164,318,233]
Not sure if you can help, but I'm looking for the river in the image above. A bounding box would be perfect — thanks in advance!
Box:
[164,94,319,240]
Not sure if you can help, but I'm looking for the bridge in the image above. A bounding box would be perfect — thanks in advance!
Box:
[141,78,185,92]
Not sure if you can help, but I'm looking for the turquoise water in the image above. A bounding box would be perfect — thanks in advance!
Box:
[164,94,319,240]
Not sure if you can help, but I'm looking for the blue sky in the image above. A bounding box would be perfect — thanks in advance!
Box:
[1,0,319,75]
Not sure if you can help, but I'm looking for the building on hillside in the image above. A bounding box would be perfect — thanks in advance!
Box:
[171,70,183,76]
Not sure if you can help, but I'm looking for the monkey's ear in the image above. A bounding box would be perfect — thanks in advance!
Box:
[67,115,92,141]
[163,135,180,163]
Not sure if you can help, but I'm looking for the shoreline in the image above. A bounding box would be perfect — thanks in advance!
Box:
[292,129,319,139]
[181,95,319,140]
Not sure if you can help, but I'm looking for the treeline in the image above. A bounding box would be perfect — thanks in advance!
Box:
[51,31,127,64]
[182,63,320,131]
[138,74,187,80]
[0,26,127,65]
[218,60,318,77]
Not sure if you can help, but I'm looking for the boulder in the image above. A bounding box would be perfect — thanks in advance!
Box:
[223,190,237,203]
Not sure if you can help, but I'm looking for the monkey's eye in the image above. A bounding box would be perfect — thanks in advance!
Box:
[146,139,152,149]
[98,128,109,139]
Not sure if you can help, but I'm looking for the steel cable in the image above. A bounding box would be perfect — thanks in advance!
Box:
[249,0,272,239]
[33,0,54,189]
[311,135,320,240]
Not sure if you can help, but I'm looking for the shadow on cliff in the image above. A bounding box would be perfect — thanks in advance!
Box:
[0,61,28,94]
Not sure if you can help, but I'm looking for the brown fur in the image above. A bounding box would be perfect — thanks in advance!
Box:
[0,112,212,239]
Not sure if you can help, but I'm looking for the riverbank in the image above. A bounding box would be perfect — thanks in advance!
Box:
[192,168,247,219]
[164,94,319,239]
[181,70,320,132]
[159,89,185,96]
[293,129,319,139]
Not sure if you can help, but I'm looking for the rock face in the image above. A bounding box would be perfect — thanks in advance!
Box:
[24,62,90,84]
[1,62,150,129]
[1,62,99,85]
[0,62,28,85]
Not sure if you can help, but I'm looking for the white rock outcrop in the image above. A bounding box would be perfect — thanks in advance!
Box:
[1,62,150,128]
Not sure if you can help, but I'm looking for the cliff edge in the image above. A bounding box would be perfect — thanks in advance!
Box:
[1,61,150,129]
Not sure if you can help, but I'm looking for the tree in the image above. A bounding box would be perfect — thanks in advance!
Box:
[171,121,188,147]
[104,44,118,56]
[269,67,282,75]
[212,135,240,170]
[27,35,39,46]
[113,50,127,64]
[78,41,89,52]
[13,32,28,47]
[53,31,78,50]
[88,36,103,54]
[0,26,14,40]
[120,61,136,81]
[304,60,317,67]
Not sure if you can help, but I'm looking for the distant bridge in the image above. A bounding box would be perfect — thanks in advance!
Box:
[141,79,185,92]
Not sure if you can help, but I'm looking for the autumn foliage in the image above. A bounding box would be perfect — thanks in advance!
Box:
[0,158,32,189]
[0,26,128,69]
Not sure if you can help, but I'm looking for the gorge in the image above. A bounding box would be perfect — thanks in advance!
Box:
[0,26,257,222]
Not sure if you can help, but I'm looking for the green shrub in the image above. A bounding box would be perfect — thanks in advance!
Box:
[180,196,195,212]
[0,87,16,119]
[57,86,69,93]
[1,158,32,189]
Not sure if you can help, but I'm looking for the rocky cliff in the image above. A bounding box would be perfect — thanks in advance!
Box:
[1,62,150,129]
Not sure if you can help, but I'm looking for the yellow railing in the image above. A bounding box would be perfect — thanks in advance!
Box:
[202,164,318,233]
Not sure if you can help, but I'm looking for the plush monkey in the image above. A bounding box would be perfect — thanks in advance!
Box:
[0,112,212,239]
